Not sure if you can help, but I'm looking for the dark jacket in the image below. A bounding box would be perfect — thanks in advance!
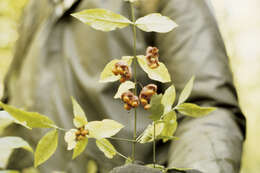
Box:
[2,0,245,172]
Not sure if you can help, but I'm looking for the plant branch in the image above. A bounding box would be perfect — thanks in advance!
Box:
[130,2,138,161]
[153,122,156,168]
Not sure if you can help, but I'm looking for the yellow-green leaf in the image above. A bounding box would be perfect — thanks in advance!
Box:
[137,122,164,143]
[167,167,192,172]
[0,111,15,133]
[0,137,33,152]
[0,137,33,168]
[87,119,124,139]
[0,102,55,129]
[87,160,98,173]
[71,9,132,32]
[135,13,178,33]
[114,81,135,99]
[148,94,164,121]
[0,171,19,173]
[96,139,116,159]
[99,56,133,83]
[176,103,216,118]
[161,85,176,114]
[146,164,165,171]
[72,138,88,159]
[71,97,88,128]
[159,111,177,142]
[137,55,171,83]
[34,129,58,167]
[177,76,195,105]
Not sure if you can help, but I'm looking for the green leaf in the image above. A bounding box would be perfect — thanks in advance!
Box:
[0,111,15,133]
[0,137,33,168]
[146,164,165,171]
[0,136,33,152]
[148,94,164,121]
[87,160,98,173]
[159,111,177,142]
[161,85,176,114]
[177,76,195,105]
[34,129,58,167]
[87,119,124,139]
[167,167,192,172]
[137,55,171,83]
[176,103,216,117]
[71,97,88,128]
[137,122,164,143]
[0,102,55,129]
[99,56,133,83]
[135,13,178,33]
[114,81,135,99]
[72,138,88,159]
[71,9,132,32]
[0,171,20,173]
[95,139,116,159]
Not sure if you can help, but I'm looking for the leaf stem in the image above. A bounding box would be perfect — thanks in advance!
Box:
[99,140,129,160]
[153,122,156,168]
[130,2,137,161]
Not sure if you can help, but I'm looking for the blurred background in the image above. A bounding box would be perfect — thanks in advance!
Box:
[0,0,259,172]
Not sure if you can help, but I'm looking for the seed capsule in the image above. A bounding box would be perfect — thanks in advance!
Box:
[81,130,89,136]
[76,135,85,141]
[145,46,160,69]
[144,104,151,110]
[139,84,157,110]
[124,103,132,110]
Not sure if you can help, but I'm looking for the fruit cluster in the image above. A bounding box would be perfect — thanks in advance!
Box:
[75,127,89,141]
[121,84,157,111]
[121,91,140,110]
[139,84,158,110]
[112,62,132,83]
[146,46,159,69]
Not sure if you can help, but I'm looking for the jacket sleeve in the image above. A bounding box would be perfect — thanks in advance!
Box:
[156,0,245,172]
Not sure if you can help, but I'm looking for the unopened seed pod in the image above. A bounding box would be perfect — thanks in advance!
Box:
[144,104,151,110]
[124,103,132,110]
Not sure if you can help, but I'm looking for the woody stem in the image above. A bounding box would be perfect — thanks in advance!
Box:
[130,2,137,161]
[153,122,156,168]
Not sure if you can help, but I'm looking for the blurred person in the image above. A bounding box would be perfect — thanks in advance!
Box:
[0,0,245,173]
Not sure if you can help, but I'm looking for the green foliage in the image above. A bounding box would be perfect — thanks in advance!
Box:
[99,56,133,83]
[96,139,117,159]
[71,9,132,32]
[0,136,33,152]
[87,119,124,139]
[114,81,135,99]
[159,111,178,142]
[72,97,88,128]
[177,76,195,105]
[34,129,58,167]
[0,102,55,129]
[148,94,164,121]
[0,171,19,173]
[137,122,164,143]
[161,85,176,114]
[72,138,88,160]
[87,160,98,173]
[137,55,171,83]
[146,164,165,172]
[0,137,33,168]
[176,103,216,117]
[135,13,178,33]
[0,111,15,133]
